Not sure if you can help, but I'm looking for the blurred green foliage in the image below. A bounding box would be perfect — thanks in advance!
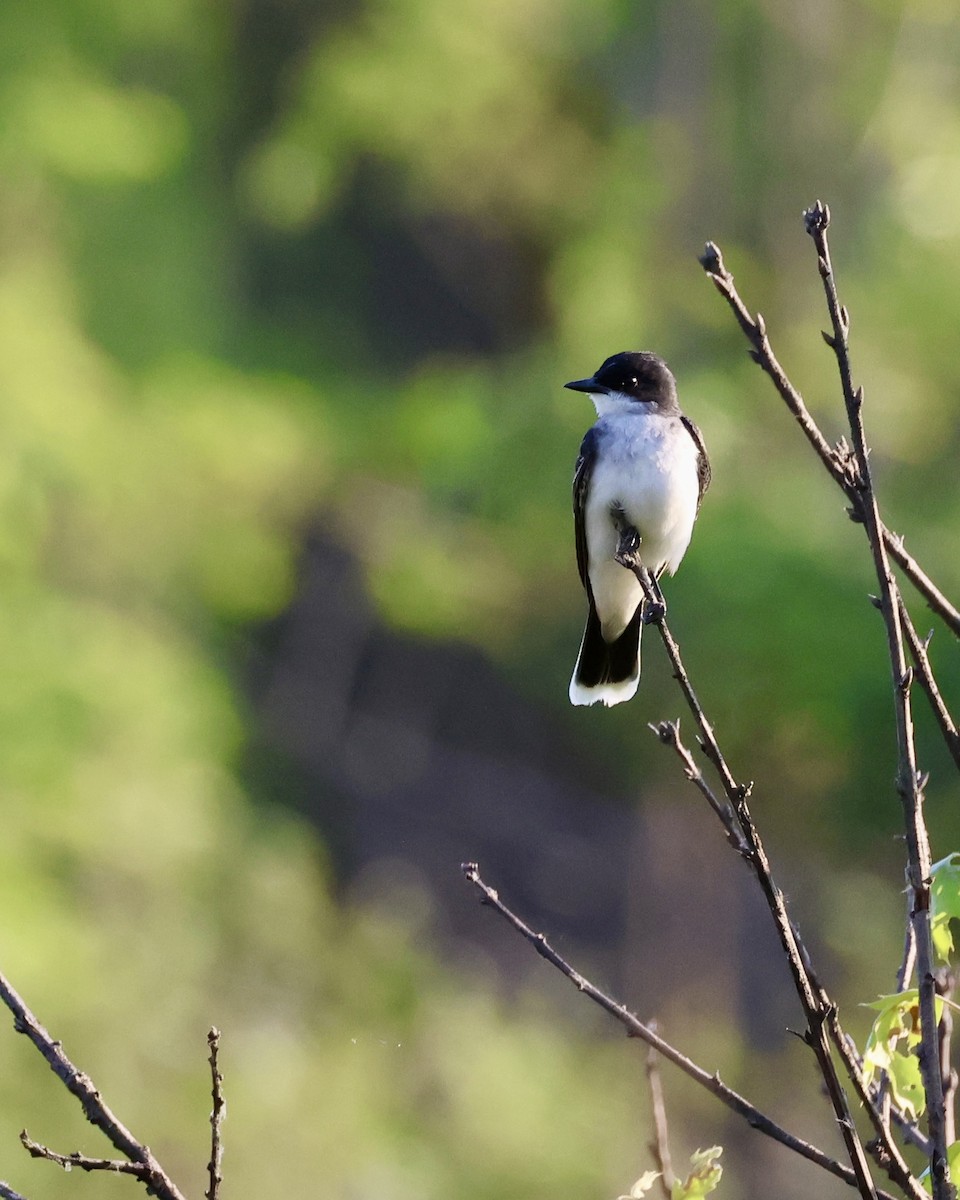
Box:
[0,1,958,1198]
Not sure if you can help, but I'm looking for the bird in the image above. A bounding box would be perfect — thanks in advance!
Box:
[565,351,710,707]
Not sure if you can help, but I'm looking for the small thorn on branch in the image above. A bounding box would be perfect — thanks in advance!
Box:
[821,330,837,349]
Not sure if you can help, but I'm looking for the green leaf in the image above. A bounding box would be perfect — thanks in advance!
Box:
[671,1146,723,1200]
[862,990,943,1120]
[930,853,960,962]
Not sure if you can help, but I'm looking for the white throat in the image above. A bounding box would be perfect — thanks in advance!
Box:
[588,390,651,419]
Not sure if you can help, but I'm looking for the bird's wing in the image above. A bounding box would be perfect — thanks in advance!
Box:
[572,426,599,588]
[681,415,711,510]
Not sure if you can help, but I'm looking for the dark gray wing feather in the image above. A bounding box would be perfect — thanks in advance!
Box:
[572,426,599,588]
[681,415,711,510]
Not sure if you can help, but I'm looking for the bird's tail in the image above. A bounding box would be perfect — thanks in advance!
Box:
[569,597,642,707]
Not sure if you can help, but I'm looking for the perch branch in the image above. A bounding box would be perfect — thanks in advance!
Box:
[615,533,882,1200]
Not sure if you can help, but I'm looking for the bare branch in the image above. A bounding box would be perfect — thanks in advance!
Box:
[937,971,957,1149]
[885,537,960,641]
[206,1027,225,1200]
[19,1132,144,1177]
[644,1037,675,1199]
[0,1181,30,1200]
[698,241,960,640]
[647,720,747,855]
[0,969,188,1200]
[614,527,881,1200]
[899,602,960,774]
[461,863,902,1200]
[804,199,949,1199]
[649,714,924,1195]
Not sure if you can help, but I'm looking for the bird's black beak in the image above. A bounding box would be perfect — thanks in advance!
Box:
[564,377,607,394]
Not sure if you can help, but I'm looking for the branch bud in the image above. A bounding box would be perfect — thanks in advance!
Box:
[698,242,724,276]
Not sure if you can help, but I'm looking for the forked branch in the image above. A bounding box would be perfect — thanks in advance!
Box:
[696,202,958,1200]
[461,862,901,1200]
[0,966,216,1200]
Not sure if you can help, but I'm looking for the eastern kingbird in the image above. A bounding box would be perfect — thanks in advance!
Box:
[565,351,710,707]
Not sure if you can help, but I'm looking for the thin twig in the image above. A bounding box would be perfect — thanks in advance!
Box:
[461,863,902,1200]
[615,531,881,1200]
[19,1132,143,1177]
[647,719,747,855]
[899,602,960,773]
[885,537,960,641]
[0,969,188,1200]
[937,971,957,1148]
[207,1027,225,1200]
[875,887,921,1142]
[698,241,960,641]
[644,1036,675,1199]
[0,1182,29,1200]
[804,199,949,1200]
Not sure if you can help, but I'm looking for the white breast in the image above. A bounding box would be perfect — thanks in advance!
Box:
[585,409,700,641]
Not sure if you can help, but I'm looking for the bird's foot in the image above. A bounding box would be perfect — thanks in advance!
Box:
[642,571,667,623]
[612,509,642,567]
[641,594,666,625]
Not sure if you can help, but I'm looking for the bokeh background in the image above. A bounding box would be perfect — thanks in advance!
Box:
[0,2,959,1198]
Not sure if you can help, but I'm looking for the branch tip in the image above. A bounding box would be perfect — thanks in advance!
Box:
[804,200,831,235]
[698,242,724,275]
